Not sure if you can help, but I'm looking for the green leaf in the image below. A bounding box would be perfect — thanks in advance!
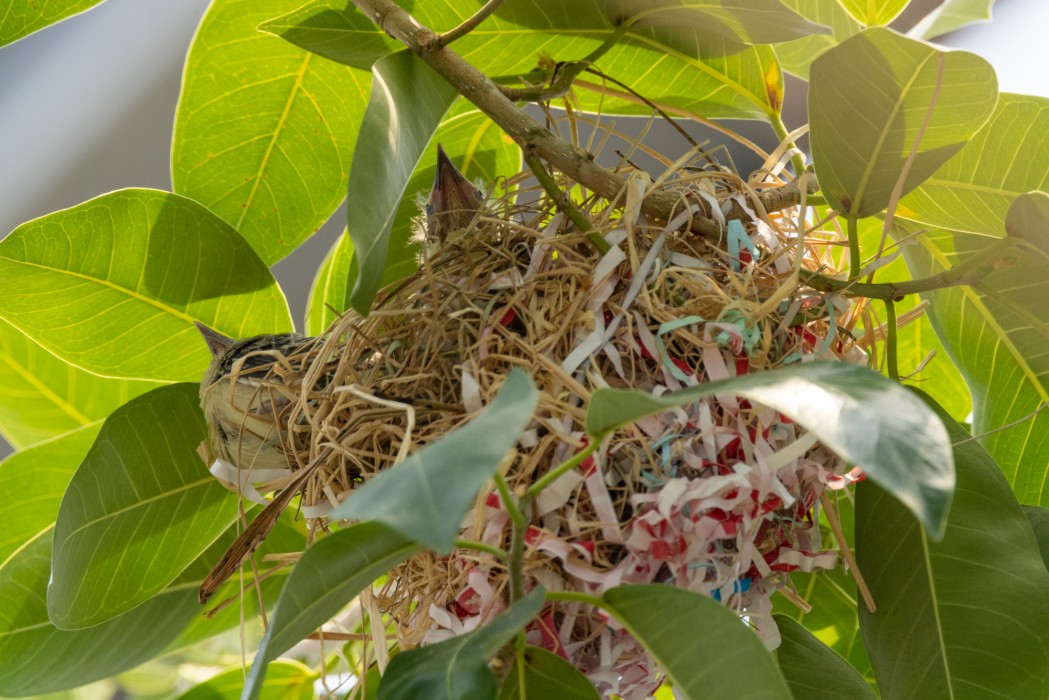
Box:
[774,614,876,700]
[900,94,1049,235]
[263,1,784,121]
[378,588,546,700]
[346,50,458,314]
[0,188,292,382]
[911,0,993,40]
[837,0,909,26]
[602,585,791,699]
[0,0,103,47]
[857,393,1049,699]
[48,384,238,629]
[0,423,100,564]
[810,28,997,218]
[773,0,861,79]
[1023,505,1049,572]
[894,217,1049,507]
[1006,190,1049,250]
[498,647,600,700]
[0,318,159,449]
[332,369,538,551]
[587,361,954,537]
[305,231,353,335]
[243,523,421,700]
[178,661,314,700]
[0,534,201,697]
[172,0,371,265]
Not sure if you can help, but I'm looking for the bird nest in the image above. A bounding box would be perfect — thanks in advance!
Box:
[213,163,864,699]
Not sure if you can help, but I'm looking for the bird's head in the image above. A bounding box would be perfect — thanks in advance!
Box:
[424,144,485,245]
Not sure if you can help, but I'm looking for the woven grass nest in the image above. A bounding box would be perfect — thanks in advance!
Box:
[220,157,864,698]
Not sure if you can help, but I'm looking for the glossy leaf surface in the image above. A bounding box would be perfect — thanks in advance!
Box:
[49,384,237,628]
[588,361,954,537]
[810,28,997,217]
[0,189,292,382]
[498,647,600,700]
[774,614,876,700]
[602,585,791,699]
[172,0,371,264]
[857,393,1049,699]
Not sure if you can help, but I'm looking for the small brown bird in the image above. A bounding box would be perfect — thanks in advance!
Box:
[196,147,481,603]
[422,144,485,252]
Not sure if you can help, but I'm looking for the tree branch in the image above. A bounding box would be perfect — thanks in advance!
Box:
[352,0,811,243]
[431,0,504,47]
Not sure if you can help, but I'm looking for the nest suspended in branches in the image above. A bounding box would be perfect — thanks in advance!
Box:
[215,154,864,699]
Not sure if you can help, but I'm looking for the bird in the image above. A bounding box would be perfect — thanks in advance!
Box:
[196,147,482,604]
[420,144,486,255]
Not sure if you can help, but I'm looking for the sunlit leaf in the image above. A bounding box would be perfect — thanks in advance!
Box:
[837,0,908,26]
[333,369,538,550]
[0,189,292,382]
[587,361,954,537]
[602,585,791,699]
[345,51,458,314]
[810,28,997,218]
[857,393,1049,698]
[378,589,546,700]
[894,215,1049,507]
[0,0,103,47]
[172,0,371,265]
[899,94,1049,235]
[499,647,600,700]
[263,1,784,121]
[305,231,353,335]
[244,523,421,699]
[773,0,861,79]
[1005,190,1049,251]
[774,614,876,699]
[0,318,158,449]
[0,423,100,564]
[910,0,994,40]
[179,660,314,700]
[48,384,237,629]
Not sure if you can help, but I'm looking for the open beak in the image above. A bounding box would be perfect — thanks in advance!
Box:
[426,144,484,243]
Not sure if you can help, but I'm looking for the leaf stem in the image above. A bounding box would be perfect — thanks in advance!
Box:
[770,113,808,178]
[528,436,601,497]
[847,214,862,280]
[455,538,508,561]
[523,148,611,253]
[498,24,628,102]
[433,0,504,47]
[495,472,530,603]
[883,298,899,381]
[545,590,605,607]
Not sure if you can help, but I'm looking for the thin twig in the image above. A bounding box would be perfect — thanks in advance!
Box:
[523,148,611,253]
[820,492,876,614]
[432,0,504,47]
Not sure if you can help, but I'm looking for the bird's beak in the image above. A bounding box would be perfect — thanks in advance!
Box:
[426,144,483,242]
[195,322,235,358]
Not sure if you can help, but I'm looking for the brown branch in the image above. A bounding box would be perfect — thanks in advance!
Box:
[352,0,810,243]
[431,0,505,47]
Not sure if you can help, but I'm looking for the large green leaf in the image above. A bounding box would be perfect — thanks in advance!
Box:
[498,647,600,700]
[774,614,876,700]
[1023,505,1049,571]
[48,384,238,629]
[345,50,458,314]
[378,588,546,700]
[0,188,292,382]
[810,28,997,218]
[305,230,353,335]
[333,369,538,550]
[0,423,100,564]
[243,523,421,700]
[0,534,201,697]
[0,318,158,449]
[894,211,1049,506]
[602,585,791,699]
[262,1,785,121]
[178,661,314,700]
[857,393,1049,699]
[836,0,908,26]
[900,94,1049,235]
[910,0,994,40]
[0,0,103,47]
[172,0,371,265]
[587,361,954,537]
[773,0,860,79]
